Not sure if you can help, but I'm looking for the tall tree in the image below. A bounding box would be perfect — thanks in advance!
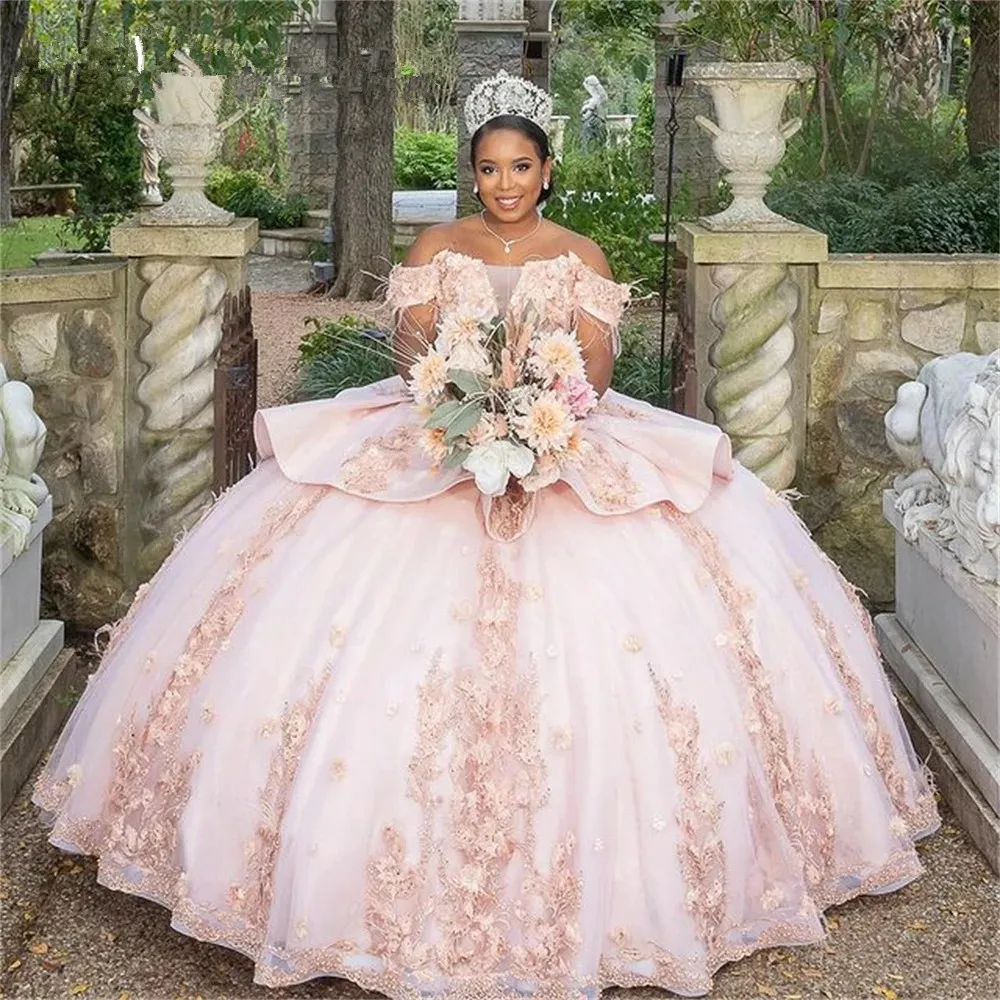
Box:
[1,0,31,225]
[967,0,999,161]
[330,0,394,299]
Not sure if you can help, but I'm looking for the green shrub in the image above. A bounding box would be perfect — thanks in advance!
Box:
[769,151,1000,254]
[295,316,394,401]
[205,166,307,229]
[394,127,457,190]
[611,322,664,405]
[547,145,662,292]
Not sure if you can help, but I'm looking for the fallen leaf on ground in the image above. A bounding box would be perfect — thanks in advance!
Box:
[757,985,777,997]
[873,987,898,1000]
[68,984,90,996]
[41,958,67,972]
[28,941,49,955]
[888,974,904,982]
[908,919,928,930]
[801,967,823,978]
[69,865,83,875]
[826,916,839,929]
[7,959,22,971]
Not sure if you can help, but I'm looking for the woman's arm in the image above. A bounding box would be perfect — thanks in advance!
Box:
[572,240,618,397]
[392,228,446,380]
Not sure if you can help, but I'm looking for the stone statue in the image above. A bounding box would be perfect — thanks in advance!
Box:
[885,350,1000,582]
[0,364,50,557]
[137,113,163,206]
[580,75,608,150]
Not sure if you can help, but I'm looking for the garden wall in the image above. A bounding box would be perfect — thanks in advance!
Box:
[802,254,999,606]
[1,263,131,628]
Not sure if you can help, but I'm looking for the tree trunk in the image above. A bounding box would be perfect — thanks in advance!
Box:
[330,0,394,300]
[967,0,1000,162]
[1,0,30,226]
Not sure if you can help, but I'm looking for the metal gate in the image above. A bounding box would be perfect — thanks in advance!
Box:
[214,285,258,492]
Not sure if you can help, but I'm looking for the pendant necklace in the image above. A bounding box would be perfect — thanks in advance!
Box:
[480,210,541,256]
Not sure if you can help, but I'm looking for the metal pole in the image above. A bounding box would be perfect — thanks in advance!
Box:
[657,52,685,409]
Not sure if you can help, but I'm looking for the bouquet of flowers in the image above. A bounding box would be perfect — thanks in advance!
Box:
[406,308,597,496]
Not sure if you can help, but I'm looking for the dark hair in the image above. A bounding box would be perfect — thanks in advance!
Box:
[470,114,555,205]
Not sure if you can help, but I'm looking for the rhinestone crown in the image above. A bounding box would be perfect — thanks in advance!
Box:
[464,70,552,136]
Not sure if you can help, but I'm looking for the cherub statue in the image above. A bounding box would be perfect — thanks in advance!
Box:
[885,350,1000,582]
[0,364,50,556]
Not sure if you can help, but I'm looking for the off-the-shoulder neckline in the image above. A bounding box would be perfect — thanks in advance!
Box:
[399,248,618,284]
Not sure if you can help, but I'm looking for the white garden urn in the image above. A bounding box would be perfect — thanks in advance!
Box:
[135,51,243,227]
[687,61,815,232]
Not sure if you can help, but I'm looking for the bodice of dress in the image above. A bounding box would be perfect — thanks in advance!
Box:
[383,249,633,336]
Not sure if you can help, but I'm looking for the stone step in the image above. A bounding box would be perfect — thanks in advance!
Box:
[0,619,64,730]
[1,645,77,817]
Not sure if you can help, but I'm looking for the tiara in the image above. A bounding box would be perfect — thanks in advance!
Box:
[464,70,552,136]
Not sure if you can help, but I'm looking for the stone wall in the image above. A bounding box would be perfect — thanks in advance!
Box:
[285,19,339,210]
[803,255,1000,608]
[0,263,130,628]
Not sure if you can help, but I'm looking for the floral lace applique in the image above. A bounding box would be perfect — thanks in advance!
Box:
[649,668,727,952]
[577,440,640,511]
[340,426,418,495]
[385,260,440,314]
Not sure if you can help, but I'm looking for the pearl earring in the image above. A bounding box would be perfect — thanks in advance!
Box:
[473,184,479,195]
[543,179,550,190]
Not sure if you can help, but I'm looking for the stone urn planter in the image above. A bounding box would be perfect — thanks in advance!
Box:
[687,61,814,231]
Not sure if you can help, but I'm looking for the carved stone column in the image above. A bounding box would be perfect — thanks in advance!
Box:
[678,222,827,489]
[285,7,339,209]
[523,0,555,94]
[109,218,258,587]
[456,1,528,219]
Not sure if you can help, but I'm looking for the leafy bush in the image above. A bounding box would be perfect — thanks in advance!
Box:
[295,316,394,401]
[546,145,662,292]
[611,322,664,405]
[769,151,1000,254]
[394,128,457,190]
[205,167,307,229]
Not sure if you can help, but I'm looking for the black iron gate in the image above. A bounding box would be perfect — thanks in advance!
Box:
[214,285,258,492]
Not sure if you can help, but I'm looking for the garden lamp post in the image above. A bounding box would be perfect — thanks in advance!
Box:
[658,49,685,409]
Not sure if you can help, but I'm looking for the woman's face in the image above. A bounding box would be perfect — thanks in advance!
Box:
[473,127,550,224]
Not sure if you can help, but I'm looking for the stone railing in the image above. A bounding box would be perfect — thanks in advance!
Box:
[680,222,1000,607]
[0,262,129,628]
[804,255,999,606]
[1,218,258,629]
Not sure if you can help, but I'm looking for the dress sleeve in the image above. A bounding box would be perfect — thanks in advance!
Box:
[385,260,440,315]
[573,256,632,355]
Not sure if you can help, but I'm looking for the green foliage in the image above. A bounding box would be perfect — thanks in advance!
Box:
[205,167,307,230]
[295,316,394,401]
[394,0,457,131]
[769,151,1000,254]
[394,128,457,190]
[0,216,83,270]
[546,145,662,292]
[218,83,291,188]
[610,322,663,405]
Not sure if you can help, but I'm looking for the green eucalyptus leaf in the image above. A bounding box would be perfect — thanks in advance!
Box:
[443,402,483,442]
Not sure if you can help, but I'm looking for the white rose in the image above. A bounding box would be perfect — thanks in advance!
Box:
[447,340,492,375]
[462,439,536,497]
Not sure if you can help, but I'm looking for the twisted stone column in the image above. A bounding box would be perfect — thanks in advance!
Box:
[677,222,827,492]
[111,217,257,590]
[134,259,227,576]
[706,263,799,487]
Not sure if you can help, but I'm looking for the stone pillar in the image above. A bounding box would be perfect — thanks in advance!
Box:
[456,1,528,219]
[524,0,555,94]
[655,3,719,213]
[677,222,828,489]
[109,218,258,589]
[285,10,339,210]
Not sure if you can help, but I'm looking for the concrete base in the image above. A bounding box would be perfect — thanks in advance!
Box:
[0,619,63,729]
[885,491,999,746]
[1,645,78,817]
[878,613,1000,872]
[1,496,51,666]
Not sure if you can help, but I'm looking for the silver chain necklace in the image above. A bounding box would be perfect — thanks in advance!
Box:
[480,211,542,256]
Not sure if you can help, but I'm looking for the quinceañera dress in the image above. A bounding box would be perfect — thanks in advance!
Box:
[35,250,938,999]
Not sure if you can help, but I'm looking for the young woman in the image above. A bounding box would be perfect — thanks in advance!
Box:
[35,72,937,998]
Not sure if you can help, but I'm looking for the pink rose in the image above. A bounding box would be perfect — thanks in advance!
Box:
[553,376,597,418]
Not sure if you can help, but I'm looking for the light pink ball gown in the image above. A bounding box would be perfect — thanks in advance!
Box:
[34,250,938,998]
